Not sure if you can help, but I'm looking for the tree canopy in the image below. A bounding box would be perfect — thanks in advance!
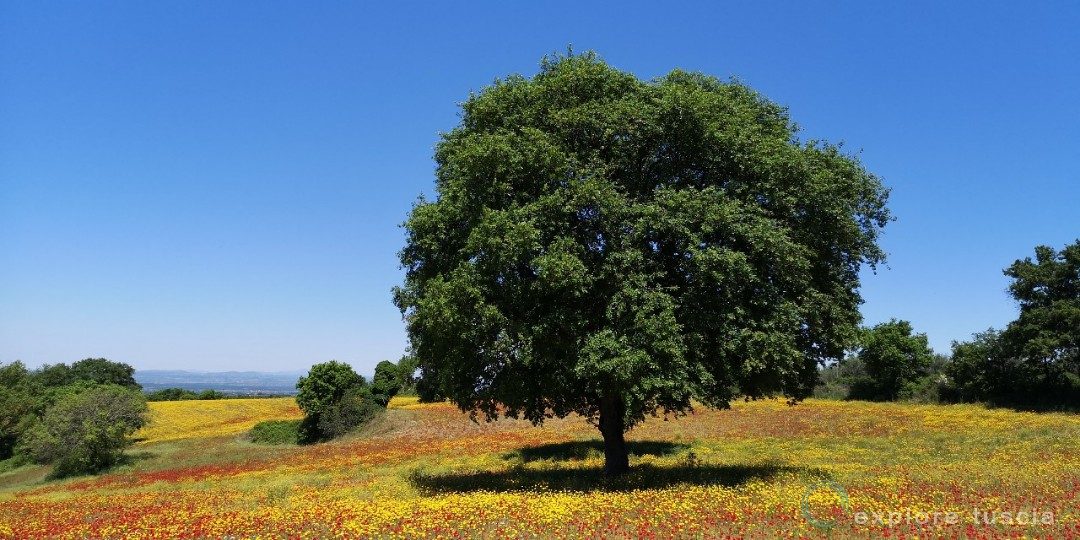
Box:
[295,361,365,418]
[395,52,890,473]
[371,360,403,406]
[294,360,392,443]
[1001,240,1079,381]
[20,384,148,476]
[946,240,1079,409]
[0,358,143,464]
[853,319,935,401]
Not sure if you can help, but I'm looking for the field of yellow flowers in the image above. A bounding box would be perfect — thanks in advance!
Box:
[1,396,1077,539]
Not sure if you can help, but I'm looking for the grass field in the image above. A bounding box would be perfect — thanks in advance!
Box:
[0,396,1077,538]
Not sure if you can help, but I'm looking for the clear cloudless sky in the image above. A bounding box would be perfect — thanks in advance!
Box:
[2,1,1077,375]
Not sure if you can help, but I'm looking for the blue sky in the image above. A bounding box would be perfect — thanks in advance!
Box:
[2,2,1077,374]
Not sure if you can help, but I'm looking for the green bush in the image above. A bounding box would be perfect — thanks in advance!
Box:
[19,385,148,477]
[856,320,935,401]
[371,360,402,406]
[316,387,383,440]
[249,419,301,445]
[813,356,871,400]
[897,374,947,404]
[296,361,365,417]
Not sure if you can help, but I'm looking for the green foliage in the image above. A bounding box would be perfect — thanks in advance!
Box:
[0,358,144,468]
[69,358,140,389]
[316,387,383,440]
[897,373,948,404]
[944,329,1003,403]
[296,361,365,417]
[145,388,268,401]
[850,320,935,401]
[394,52,890,472]
[0,362,35,459]
[999,241,1079,406]
[146,387,199,401]
[812,356,868,400]
[146,388,225,401]
[19,385,148,477]
[0,386,35,460]
[295,361,385,442]
[371,360,403,406]
[943,241,1080,410]
[249,419,302,445]
[395,355,420,395]
[0,361,30,387]
[34,363,75,387]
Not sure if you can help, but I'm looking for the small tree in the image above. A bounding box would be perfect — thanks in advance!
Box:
[20,385,148,476]
[317,387,383,439]
[395,52,890,474]
[33,363,75,388]
[395,355,420,394]
[371,360,403,406]
[296,361,365,417]
[945,329,1005,403]
[295,361,383,441]
[854,320,934,401]
[146,388,198,401]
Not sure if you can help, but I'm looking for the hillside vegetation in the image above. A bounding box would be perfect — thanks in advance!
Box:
[0,396,1077,538]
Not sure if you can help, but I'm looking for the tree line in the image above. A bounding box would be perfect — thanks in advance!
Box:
[0,355,420,475]
[0,358,147,477]
[817,240,1078,410]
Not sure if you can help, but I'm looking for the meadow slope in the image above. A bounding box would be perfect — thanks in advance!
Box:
[0,396,1077,539]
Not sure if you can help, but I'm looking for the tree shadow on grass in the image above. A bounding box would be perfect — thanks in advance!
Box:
[119,450,158,465]
[412,440,811,494]
[506,440,689,463]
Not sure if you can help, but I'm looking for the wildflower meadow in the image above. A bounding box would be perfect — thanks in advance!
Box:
[1,396,1076,539]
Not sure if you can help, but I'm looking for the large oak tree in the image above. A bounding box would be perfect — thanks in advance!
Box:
[394,53,890,474]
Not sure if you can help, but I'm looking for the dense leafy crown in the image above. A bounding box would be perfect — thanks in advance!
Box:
[295,361,365,417]
[1002,240,1079,374]
[857,319,935,400]
[395,53,890,429]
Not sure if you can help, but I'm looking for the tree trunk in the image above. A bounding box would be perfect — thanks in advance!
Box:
[598,394,630,475]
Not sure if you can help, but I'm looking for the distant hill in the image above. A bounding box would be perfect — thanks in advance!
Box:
[135,370,303,395]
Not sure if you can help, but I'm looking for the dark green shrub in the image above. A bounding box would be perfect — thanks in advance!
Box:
[316,387,382,440]
[371,360,402,406]
[296,361,365,417]
[813,356,869,400]
[897,374,947,404]
[19,385,148,477]
[249,419,301,445]
[854,320,935,401]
